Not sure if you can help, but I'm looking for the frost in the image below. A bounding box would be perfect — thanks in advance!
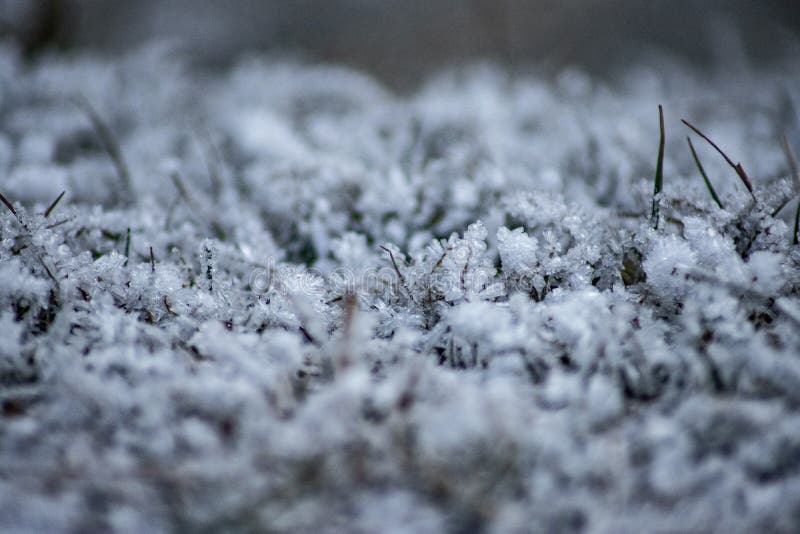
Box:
[747,250,784,295]
[1,45,800,532]
[644,235,698,300]
[0,257,50,305]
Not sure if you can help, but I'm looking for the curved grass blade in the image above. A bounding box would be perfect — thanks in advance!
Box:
[682,118,755,199]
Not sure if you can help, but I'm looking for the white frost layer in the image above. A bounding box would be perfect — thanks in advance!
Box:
[1,44,800,532]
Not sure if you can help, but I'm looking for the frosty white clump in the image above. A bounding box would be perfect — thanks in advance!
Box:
[643,235,698,301]
[1,44,800,533]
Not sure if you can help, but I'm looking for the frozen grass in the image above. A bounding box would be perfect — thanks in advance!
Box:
[1,43,800,532]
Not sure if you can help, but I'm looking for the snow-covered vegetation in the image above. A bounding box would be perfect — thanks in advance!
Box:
[2,43,800,532]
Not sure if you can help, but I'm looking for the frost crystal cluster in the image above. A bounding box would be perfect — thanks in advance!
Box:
[1,44,800,532]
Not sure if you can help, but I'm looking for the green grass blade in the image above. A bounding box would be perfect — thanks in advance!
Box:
[44,190,66,218]
[687,137,723,209]
[651,105,665,229]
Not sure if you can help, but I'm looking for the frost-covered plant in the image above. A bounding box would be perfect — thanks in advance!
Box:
[2,43,800,533]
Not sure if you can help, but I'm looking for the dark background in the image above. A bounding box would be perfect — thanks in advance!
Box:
[2,0,799,86]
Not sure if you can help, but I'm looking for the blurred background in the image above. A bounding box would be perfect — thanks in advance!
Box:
[1,0,798,87]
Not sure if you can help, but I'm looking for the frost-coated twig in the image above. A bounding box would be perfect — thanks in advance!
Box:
[431,244,451,273]
[1,190,59,287]
[380,245,418,305]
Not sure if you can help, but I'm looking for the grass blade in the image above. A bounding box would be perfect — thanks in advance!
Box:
[687,137,723,209]
[44,190,66,218]
[782,134,800,192]
[124,227,131,266]
[794,199,800,246]
[72,94,133,204]
[0,190,19,219]
[170,172,192,203]
[651,105,665,229]
[682,118,755,199]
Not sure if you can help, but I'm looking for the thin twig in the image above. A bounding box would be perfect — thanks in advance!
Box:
[687,137,723,209]
[149,246,155,273]
[432,245,451,273]
[682,118,755,198]
[44,190,66,218]
[46,217,73,230]
[380,245,418,305]
[298,325,316,345]
[380,246,406,286]
[1,190,59,287]
[163,295,177,316]
[460,250,472,299]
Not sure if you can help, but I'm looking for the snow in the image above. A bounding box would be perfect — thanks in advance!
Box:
[1,43,800,532]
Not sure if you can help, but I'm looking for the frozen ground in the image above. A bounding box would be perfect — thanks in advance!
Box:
[1,43,800,533]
